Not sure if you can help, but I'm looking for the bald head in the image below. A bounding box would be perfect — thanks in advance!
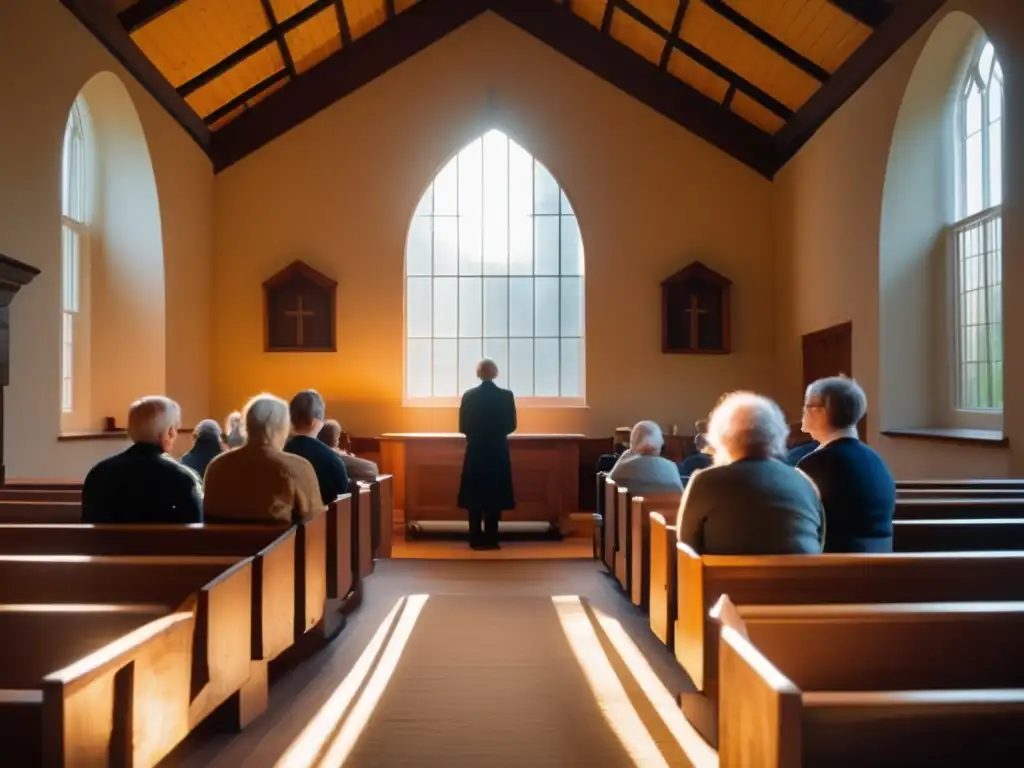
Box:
[477,358,498,381]
[127,396,181,452]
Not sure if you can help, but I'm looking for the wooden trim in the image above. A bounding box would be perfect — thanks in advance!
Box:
[56,1,211,155]
[334,0,353,47]
[659,0,689,71]
[259,0,297,78]
[825,0,893,28]
[881,428,1009,447]
[117,0,185,32]
[204,70,289,125]
[58,428,194,442]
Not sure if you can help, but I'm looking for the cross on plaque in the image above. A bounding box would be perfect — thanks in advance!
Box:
[284,295,315,346]
[684,293,707,349]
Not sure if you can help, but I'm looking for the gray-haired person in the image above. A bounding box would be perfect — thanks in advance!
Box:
[180,418,224,479]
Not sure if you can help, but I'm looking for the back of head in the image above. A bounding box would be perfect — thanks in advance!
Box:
[290,390,326,432]
[225,411,245,446]
[630,420,664,456]
[805,375,867,431]
[707,391,788,464]
[127,396,181,448]
[318,419,342,449]
[243,394,291,449]
[476,357,498,382]
[193,418,222,445]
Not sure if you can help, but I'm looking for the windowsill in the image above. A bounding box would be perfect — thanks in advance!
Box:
[880,427,1008,447]
[58,427,194,442]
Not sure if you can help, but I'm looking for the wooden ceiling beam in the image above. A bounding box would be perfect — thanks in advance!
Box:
[259,0,297,78]
[178,0,334,97]
[211,0,489,171]
[613,0,792,119]
[775,0,944,169]
[57,0,210,153]
[386,0,397,19]
[118,0,185,33]
[334,0,353,46]
[825,0,894,29]
[702,0,830,82]
[490,0,776,177]
[203,69,290,126]
[659,0,689,70]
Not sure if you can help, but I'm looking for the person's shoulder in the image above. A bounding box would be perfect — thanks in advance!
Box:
[277,449,318,478]
[159,453,203,486]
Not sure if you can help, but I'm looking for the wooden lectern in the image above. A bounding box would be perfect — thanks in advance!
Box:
[0,252,41,486]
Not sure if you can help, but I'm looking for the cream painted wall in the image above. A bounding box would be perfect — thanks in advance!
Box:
[0,0,213,479]
[212,12,776,437]
[774,1,1024,478]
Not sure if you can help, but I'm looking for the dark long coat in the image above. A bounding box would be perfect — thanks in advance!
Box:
[457,380,517,512]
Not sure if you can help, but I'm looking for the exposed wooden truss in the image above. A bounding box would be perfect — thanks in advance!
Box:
[62,0,944,177]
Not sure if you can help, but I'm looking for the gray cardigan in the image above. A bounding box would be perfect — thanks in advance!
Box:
[675,458,824,555]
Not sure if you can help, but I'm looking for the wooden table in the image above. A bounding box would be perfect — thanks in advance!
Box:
[379,433,582,535]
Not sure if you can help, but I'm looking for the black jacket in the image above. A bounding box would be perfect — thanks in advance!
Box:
[82,443,203,524]
[180,436,223,479]
[458,380,517,511]
[284,435,350,505]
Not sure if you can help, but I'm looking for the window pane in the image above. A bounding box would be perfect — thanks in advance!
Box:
[414,184,433,217]
[459,277,482,337]
[989,77,1003,123]
[458,138,482,218]
[509,278,533,337]
[407,278,432,338]
[484,277,508,337]
[509,216,533,275]
[560,215,582,276]
[459,216,482,275]
[560,339,580,397]
[434,216,458,275]
[509,339,534,396]
[61,226,79,313]
[966,132,983,217]
[407,339,432,397]
[458,338,482,394]
[535,216,559,276]
[433,277,457,337]
[560,277,582,337]
[979,42,994,80]
[433,339,457,397]
[535,277,559,337]
[966,82,982,136]
[559,189,575,217]
[483,338,507,386]
[407,217,433,275]
[989,119,1002,208]
[535,338,559,396]
[434,157,458,215]
[483,132,509,275]
[534,161,559,214]
[509,140,533,219]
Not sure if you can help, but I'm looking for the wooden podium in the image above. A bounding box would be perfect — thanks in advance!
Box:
[379,434,582,535]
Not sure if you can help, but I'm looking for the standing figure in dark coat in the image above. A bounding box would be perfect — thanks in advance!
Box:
[458,358,517,550]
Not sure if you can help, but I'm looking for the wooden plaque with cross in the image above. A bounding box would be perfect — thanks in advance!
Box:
[263,260,337,352]
[661,261,731,355]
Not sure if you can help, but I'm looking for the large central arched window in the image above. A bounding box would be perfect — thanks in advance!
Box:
[405,130,585,404]
[952,39,1003,413]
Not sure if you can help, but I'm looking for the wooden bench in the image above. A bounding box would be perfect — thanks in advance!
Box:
[649,512,678,646]
[615,485,631,590]
[894,518,1024,551]
[372,474,395,559]
[896,498,1024,519]
[629,493,681,611]
[593,471,607,560]
[0,501,81,523]
[898,487,1024,499]
[0,488,81,502]
[349,481,374,581]
[602,477,618,573]
[716,599,1024,766]
[897,478,1024,491]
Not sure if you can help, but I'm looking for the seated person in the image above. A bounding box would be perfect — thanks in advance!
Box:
[83,396,203,524]
[676,391,823,555]
[318,419,380,484]
[785,439,819,466]
[798,376,895,553]
[608,421,684,495]
[679,419,714,477]
[204,393,322,524]
[224,411,245,448]
[180,419,223,478]
[284,390,349,504]
[596,427,631,473]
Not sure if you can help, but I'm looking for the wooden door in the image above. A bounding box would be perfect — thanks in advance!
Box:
[801,322,865,440]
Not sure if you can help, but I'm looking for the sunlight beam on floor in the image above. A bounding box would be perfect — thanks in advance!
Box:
[320,593,430,767]
[274,597,408,768]
[592,607,719,768]
[552,595,670,768]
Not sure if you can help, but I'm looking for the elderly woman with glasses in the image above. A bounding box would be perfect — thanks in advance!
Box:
[675,392,823,555]
[608,421,684,496]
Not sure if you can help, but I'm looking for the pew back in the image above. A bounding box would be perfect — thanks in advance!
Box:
[0,501,81,524]
[893,518,1024,552]
[896,498,1024,519]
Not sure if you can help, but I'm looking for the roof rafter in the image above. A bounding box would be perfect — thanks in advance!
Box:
[334,0,353,46]
[259,0,297,78]
[118,0,185,33]
[659,0,690,70]
[824,0,893,29]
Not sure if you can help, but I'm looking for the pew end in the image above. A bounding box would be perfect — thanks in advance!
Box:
[615,486,631,590]
[648,513,678,647]
[629,494,681,610]
[602,478,617,573]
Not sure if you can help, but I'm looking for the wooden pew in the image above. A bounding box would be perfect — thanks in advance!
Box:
[629,493,682,611]
[3,480,82,491]
[602,477,617,573]
[593,471,607,560]
[897,478,1024,491]
[894,518,1024,552]
[0,555,257,730]
[716,600,1024,766]
[896,498,1024,520]
[371,474,395,559]
[0,488,81,502]
[1,610,196,766]
[675,546,1024,698]
[648,512,678,646]
[0,501,81,523]
[326,496,356,608]
[349,481,373,580]
[615,486,631,591]
[898,487,1024,499]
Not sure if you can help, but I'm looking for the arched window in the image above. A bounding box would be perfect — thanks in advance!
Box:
[61,99,89,415]
[404,129,585,404]
[953,39,1003,412]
